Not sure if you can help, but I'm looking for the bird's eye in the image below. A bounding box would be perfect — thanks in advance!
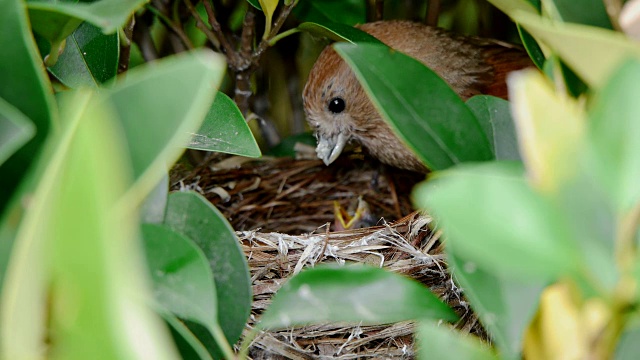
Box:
[328,97,346,114]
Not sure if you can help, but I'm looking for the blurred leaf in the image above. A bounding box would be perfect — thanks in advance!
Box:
[587,59,640,212]
[484,0,539,16]
[414,162,579,281]
[104,50,225,206]
[27,0,148,44]
[258,0,278,38]
[1,90,177,359]
[164,191,251,353]
[187,92,261,157]
[616,323,640,360]
[449,252,543,358]
[0,98,35,167]
[258,266,457,330]
[298,21,383,44]
[142,224,219,337]
[507,68,585,192]
[335,43,493,170]
[267,132,316,157]
[466,95,521,161]
[517,25,544,69]
[0,0,55,215]
[140,174,168,224]
[416,321,498,360]
[514,11,640,89]
[552,0,612,28]
[293,0,366,26]
[48,22,119,88]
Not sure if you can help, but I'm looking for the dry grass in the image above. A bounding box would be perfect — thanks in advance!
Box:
[170,149,486,359]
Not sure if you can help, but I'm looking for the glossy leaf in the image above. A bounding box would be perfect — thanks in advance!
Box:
[1,90,177,359]
[258,266,457,329]
[335,43,493,170]
[466,95,521,161]
[162,313,214,360]
[0,98,35,167]
[293,0,366,26]
[414,162,579,281]
[27,0,148,44]
[187,92,261,157]
[514,11,640,89]
[552,0,612,28]
[142,224,218,336]
[164,191,252,352]
[298,21,383,44]
[246,0,261,10]
[416,321,499,360]
[517,25,544,69]
[104,50,225,206]
[508,68,585,192]
[48,22,119,88]
[449,252,543,358]
[587,59,640,212]
[0,0,55,214]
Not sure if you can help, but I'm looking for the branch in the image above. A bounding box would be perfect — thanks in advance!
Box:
[203,0,241,64]
[146,4,194,50]
[183,0,221,50]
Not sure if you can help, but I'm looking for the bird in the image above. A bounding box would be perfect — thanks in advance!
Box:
[303,20,533,173]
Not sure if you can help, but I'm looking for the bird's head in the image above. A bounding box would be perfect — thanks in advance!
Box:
[302,47,379,166]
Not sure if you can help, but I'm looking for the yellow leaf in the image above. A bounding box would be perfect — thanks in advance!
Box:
[258,0,279,39]
[513,11,640,89]
[524,282,611,360]
[507,69,585,192]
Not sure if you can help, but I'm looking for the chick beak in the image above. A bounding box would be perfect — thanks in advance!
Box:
[315,132,347,166]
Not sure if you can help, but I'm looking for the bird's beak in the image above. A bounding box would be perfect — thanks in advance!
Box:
[315,132,347,166]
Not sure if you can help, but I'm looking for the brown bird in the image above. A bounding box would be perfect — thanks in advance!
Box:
[303,20,533,172]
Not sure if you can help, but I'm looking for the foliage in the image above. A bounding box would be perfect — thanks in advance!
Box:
[2,0,639,359]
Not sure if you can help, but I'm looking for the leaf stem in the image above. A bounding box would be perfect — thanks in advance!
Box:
[268,28,301,46]
[210,323,237,360]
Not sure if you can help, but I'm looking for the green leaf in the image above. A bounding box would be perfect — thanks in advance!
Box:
[416,321,499,360]
[552,0,612,29]
[334,43,493,170]
[246,0,262,11]
[267,132,316,157]
[1,90,177,359]
[27,0,148,43]
[140,174,168,224]
[517,25,545,69]
[162,313,214,360]
[449,252,543,358]
[587,59,640,212]
[616,323,640,360]
[142,224,219,337]
[188,92,261,157]
[513,11,640,90]
[0,98,35,167]
[293,0,366,26]
[0,0,55,215]
[48,22,120,88]
[258,266,457,330]
[484,0,539,16]
[414,162,579,281]
[164,191,252,352]
[466,95,521,161]
[297,21,383,44]
[104,50,225,206]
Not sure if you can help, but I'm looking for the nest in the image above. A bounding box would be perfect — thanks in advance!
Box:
[170,147,486,359]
